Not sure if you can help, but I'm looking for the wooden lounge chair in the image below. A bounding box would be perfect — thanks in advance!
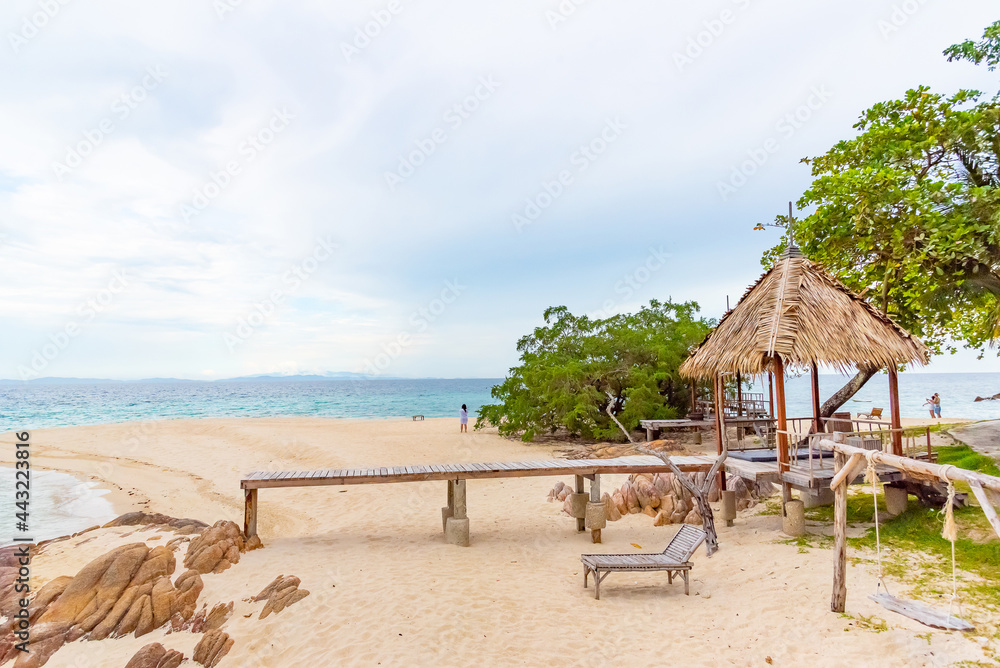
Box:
[580,524,707,600]
[858,407,884,420]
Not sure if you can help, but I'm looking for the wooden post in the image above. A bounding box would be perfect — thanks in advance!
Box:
[575,475,586,532]
[736,372,743,417]
[926,426,932,461]
[590,474,602,543]
[773,355,791,502]
[888,367,903,456]
[244,489,258,539]
[810,361,822,435]
[768,372,775,419]
[714,374,726,491]
[831,450,848,613]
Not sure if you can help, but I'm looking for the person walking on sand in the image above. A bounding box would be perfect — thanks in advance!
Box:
[460,404,468,433]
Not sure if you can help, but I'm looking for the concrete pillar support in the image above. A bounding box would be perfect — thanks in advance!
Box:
[783,499,805,537]
[884,485,909,516]
[445,479,470,546]
[721,490,737,527]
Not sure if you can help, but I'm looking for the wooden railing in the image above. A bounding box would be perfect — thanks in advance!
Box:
[775,418,934,486]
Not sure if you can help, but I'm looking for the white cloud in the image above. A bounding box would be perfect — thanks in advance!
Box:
[2,0,999,379]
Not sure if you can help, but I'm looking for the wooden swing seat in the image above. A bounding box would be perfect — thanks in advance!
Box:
[869,592,974,632]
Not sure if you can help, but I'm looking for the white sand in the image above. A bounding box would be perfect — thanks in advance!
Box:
[1,418,991,667]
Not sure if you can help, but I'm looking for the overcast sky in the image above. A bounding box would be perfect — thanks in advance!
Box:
[1,0,998,381]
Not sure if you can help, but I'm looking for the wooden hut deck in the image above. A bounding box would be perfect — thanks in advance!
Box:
[725,457,903,489]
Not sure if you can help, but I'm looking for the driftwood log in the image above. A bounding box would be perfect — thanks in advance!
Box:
[636,443,726,556]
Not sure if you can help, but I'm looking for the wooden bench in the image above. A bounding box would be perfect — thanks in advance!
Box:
[412,415,424,421]
[581,524,707,599]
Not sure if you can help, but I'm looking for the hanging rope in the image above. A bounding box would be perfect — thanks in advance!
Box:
[865,451,889,595]
[938,465,962,619]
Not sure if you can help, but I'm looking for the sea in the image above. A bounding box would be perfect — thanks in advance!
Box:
[1,373,996,545]
[0,373,997,434]
[747,371,1000,422]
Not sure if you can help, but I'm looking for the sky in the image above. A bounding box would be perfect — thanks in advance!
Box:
[1,0,999,381]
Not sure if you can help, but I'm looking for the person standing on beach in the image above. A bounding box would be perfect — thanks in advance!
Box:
[924,393,941,418]
[460,404,468,433]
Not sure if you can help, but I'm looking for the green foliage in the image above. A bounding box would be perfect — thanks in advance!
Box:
[944,19,1000,70]
[475,299,713,442]
[760,21,1000,357]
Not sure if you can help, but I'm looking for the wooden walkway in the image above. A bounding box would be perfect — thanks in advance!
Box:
[241,455,715,489]
[240,455,715,543]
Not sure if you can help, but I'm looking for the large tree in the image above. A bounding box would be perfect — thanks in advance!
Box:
[759,21,1000,415]
[475,300,713,442]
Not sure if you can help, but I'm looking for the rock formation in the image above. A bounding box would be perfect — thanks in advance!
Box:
[184,520,260,575]
[179,601,234,633]
[0,543,205,667]
[550,472,766,527]
[104,512,208,534]
[0,514,264,667]
[193,629,233,667]
[251,575,310,619]
[124,643,185,668]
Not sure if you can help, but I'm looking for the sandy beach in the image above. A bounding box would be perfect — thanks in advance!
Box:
[0,417,993,667]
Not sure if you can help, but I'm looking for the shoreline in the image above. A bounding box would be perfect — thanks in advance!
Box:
[0,415,980,537]
[0,416,994,666]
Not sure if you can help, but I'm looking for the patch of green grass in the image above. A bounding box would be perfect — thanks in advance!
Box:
[803,489,877,525]
[936,444,1000,477]
[839,612,891,633]
[778,533,833,552]
[757,496,783,516]
[902,422,966,438]
[852,502,1000,579]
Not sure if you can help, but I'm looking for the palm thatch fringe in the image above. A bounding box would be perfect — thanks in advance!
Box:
[679,254,929,379]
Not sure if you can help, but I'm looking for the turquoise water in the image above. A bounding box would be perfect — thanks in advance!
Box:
[0,374,997,434]
[747,372,1000,421]
[0,373,993,547]
[0,378,500,432]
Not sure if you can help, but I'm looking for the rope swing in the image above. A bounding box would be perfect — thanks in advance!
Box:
[866,455,974,631]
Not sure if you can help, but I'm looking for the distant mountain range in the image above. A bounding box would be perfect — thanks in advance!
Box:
[0,372,421,384]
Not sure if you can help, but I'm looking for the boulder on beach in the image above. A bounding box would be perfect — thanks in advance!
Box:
[193,629,234,668]
[547,469,764,527]
[184,520,248,574]
[124,642,185,668]
[104,512,208,534]
[252,574,310,620]
[0,543,205,667]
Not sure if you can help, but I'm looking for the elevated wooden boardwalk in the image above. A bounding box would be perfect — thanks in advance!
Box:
[241,455,715,490]
[241,455,715,544]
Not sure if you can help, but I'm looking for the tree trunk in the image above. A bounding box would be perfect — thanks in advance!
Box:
[819,365,878,418]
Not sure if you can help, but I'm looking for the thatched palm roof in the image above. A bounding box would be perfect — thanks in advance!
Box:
[679,247,929,379]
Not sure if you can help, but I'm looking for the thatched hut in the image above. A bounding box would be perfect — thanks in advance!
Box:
[680,245,929,489]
